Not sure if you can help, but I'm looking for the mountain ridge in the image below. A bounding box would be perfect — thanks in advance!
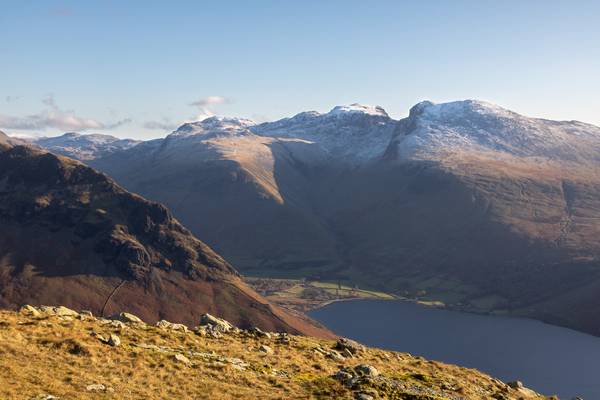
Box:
[27,132,141,160]
[27,99,600,336]
[0,141,332,338]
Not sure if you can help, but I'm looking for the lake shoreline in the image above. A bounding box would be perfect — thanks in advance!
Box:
[309,298,597,399]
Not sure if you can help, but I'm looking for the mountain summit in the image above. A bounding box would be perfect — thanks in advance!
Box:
[395,99,600,161]
[30,132,141,160]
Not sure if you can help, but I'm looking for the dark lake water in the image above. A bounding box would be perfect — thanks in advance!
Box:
[309,299,599,399]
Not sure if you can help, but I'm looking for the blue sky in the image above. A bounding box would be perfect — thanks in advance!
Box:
[1,0,599,139]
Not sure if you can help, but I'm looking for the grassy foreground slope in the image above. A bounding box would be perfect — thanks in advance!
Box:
[0,307,553,400]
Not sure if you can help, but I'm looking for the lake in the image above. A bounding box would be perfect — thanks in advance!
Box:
[309,299,599,399]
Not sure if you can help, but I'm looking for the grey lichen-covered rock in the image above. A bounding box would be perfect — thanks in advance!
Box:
[172,353,192,366]
[326,349,345,362]
[354,364,379,378]
[199,313,233,332]
[335,337,365,355]
[40,306,79,317]
[250,326,271,339]
[19,305,41,317]
[342,348,354,358]
[78,310,94,320]
[108,334,121,347]
[111,312,144,324]
[258,344,273,354]
[507,380,524,389]
[275,332,291,345]
[156,319,189,333]
[85,384,107,392]
[333,370,354,384]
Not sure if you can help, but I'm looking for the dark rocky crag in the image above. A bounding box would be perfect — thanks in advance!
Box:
[0,142,332,337]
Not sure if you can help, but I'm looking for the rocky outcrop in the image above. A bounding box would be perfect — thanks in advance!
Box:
[5,307,547,399]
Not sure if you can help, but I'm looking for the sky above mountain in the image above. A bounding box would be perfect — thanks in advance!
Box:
[1,0,599,140]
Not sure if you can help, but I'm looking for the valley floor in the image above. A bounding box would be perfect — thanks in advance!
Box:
[245,277,397,312]
[0,307,553,400]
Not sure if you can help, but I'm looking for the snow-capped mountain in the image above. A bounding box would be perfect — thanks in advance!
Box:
[253,103,395,161]
[43,100,600,337]
[169,117,256,139]
[392,100,600,163]
[31,132,141,160]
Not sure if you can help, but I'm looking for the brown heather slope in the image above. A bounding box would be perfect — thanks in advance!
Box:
[0,307,551,400]
[0,143,331,338]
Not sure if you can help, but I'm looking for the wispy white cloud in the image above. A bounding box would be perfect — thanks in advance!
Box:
[189,96,230,121]
[0,95,131,132]
[143,118,178,131]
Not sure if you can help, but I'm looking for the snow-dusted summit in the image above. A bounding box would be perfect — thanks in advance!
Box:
[394,99,600,163]
[31,132,141,160]
[27,99,600,167]
[169,116,256,139]
[252,103,395,161]
[328,103,389,118]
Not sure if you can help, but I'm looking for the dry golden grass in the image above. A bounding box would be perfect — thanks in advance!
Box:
[0,309,554,400]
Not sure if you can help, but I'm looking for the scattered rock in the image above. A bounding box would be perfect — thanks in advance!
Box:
[53,306,79,317]
[228,358,249,371]
[355,393,374,400]
[199,313,233,333]
[250,327,271,339]
[91,331,106,342]
[77,310,94,320]
[156,319,189,333]
[29,395,59,400]
[194,325,222,338]
[19,305,41,317]
[335,337,364,355]
[111,312,143,324]
[259,344,273,354]
[342,348,354,358]
[354,364,379,378]
[275,332,291,345]
[108,334,121,347]
[172,353,192,366]
[326,349,345,362]
[85,384,106,392]
[507,380,523,389]
[333,370,354,384]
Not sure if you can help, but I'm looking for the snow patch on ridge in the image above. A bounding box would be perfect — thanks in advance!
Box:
[395,100,600,163]
[328,103,389,118]
[170,116,256,138]
[252,103,395,162]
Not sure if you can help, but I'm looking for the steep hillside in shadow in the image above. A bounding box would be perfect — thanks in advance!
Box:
[0,143,332,338]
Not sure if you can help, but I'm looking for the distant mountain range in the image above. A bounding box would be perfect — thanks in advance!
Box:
[0,139,330,337]
[25,100,600,335]
[27,132,141,160]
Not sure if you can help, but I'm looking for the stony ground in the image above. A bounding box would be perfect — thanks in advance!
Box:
[0,306,556,400]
